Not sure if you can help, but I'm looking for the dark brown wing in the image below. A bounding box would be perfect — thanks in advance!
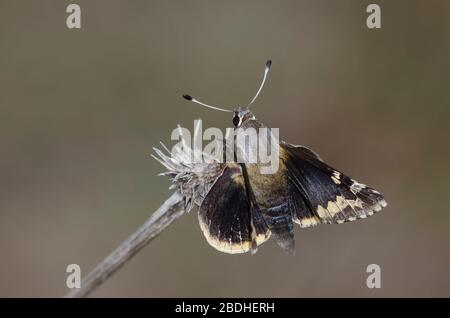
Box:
[281,143,387,225]
[198,162,270,254]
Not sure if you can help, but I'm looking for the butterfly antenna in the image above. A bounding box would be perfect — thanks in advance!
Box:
[182,94,233,113]
[247,60,272,107]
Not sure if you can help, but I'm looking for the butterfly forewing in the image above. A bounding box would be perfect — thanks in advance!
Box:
[281,143,387,225]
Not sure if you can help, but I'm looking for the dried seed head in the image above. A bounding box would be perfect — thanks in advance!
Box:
[152,141,224,212]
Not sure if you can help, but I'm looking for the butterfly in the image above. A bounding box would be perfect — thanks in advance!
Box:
[181,60,387,254]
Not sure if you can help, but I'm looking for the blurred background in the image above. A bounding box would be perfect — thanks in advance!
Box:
[1,0,449,297]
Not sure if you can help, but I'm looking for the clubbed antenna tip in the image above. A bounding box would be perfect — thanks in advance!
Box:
[248,59,273,107]
[181,94,232,113]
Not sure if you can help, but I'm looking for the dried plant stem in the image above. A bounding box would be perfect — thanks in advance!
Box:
[65,191,185,298]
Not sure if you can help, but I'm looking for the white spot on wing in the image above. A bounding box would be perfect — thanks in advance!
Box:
[350,180,367,194]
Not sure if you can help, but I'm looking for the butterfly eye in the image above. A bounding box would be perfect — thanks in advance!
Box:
[233,115,240,127]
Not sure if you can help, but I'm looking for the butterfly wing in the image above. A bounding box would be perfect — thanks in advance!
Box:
[198,162,270,254]
[281,143,387,226]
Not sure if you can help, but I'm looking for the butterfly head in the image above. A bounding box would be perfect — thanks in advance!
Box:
[232,107,255,128]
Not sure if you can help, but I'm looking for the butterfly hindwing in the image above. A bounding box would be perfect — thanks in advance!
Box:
[198,162,270,254]
[281,143,387,225]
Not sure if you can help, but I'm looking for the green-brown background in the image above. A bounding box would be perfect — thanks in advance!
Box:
[1,0,449,297]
